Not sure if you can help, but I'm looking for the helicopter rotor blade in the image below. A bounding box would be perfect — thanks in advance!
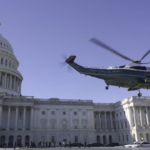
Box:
[89,38,134,62]
[59,62,67,68]
[140,49,150,62]
[139,62,150,64]
[61,53,67,60]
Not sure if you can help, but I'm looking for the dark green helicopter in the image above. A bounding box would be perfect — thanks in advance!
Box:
[61,38,150,97]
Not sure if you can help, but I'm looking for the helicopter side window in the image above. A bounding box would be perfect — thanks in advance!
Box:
[130,66,147,70]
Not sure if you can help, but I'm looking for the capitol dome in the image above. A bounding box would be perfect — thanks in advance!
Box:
[0,34,14,55]
[0,33,23,95]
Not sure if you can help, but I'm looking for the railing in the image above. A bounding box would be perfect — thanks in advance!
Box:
[35,99,93,103]
[132,96,150,100]
[94,103,114,106]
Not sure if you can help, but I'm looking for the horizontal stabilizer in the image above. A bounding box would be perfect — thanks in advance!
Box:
[65,56,76,63]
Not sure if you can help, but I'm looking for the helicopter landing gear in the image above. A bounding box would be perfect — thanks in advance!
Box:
[105,85,109,90]
[138,89,142,97]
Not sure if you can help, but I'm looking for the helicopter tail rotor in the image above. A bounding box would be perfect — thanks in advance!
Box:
[59,54,74,73]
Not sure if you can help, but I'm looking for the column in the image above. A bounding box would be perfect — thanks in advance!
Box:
[4,73,7,88]
[110,111,113,130]
[0,72,1,86]
[70,109,73,129]
[19,81,22,93]
[7,106,11,130]
[37,108,40,128]
[104,112,107,130]
[0,105,2,128]
[15,106,18,130]
[16,78,19,92]
[135,132,140,142]
[13,76,16,90]
[128,107,133,127]
[47,108,50,129]
[78,109,81,129]
[30,107,34,129]
[133,107,137,127]
[99,111,101,131]
[90,110,94,129]
[146,107,149,126]
[23,106,26,130]
[56,109,59,129]
[142,107,146,126]
[9,75,12,89]
[140,107,143,127]
[87,109,91,128]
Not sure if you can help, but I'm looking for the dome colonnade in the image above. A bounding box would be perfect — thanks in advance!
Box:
[0,33,23,95]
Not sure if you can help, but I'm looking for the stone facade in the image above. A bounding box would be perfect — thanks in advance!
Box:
[0,33,150,147]
[0,95,150,146]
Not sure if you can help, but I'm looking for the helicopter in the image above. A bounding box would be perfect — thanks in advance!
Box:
[61,38,150,97]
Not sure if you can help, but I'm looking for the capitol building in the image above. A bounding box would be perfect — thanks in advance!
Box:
[0,33,150,147]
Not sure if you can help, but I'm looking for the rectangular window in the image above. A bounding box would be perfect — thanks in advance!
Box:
[125,121,127,128]
[42,111,45,115]
[41,136,45,142]
[121,122,123,129]
[126,135,128,141]
[84,135,87,142]
[83,122,86,129]
[74,112,77,115]
[1,58,3,64]
[51,122,55,129]
[51,111,55,115]
[122,135,124,142]
[75,136,78,143]
[63,124,67,129]
[74,123,77,129]
[42,122,46,129]
[83,112,86,115]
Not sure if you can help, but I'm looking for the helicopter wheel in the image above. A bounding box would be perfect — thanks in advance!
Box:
[105,86,109,90]
[138,93,142,97]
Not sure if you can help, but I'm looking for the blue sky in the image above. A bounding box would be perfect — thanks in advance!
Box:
[1,0,150,103]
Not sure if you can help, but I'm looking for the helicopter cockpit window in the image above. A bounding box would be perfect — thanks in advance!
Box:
[119,65,125,68]
[130,66,147,70]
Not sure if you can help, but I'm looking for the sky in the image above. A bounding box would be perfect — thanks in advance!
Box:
[1,0,150,103]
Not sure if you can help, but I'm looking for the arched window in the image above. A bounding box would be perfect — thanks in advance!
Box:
[51,122,55,129]
[41,122,46,129]
[62,120,67,129]
[5,59,7,66]
[9,61,11,67]
[122,135,124,142]
[125,121,127,128]
[126,135,128,141]
[18,120,22,129]
[97,135,100,143]
[121,122,123,129]
[1,58,3,64]
[83,122,86,129]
